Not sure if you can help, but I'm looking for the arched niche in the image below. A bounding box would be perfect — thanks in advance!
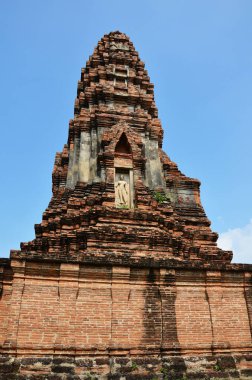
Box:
[115,133,132,155]
[114,133,134,209]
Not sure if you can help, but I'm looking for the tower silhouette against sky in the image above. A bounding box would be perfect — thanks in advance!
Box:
[0,32,252,380]
[17,31,230,263]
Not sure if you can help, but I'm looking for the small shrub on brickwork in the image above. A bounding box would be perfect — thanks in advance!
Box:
[131,361,138,370]
[160,366,169,379]
[214,363,221,372]
[117,204,129,209]
[153,192,169,203]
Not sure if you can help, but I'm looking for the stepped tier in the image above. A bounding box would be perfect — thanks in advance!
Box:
[13,31,231,263]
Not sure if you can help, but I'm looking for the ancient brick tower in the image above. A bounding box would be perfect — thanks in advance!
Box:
[0,31,252,380]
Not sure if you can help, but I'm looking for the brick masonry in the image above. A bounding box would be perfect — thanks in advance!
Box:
[1,258,252,378]
[1,32,252,379]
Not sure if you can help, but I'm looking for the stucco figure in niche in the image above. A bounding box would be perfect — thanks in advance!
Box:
[115,174,129,208]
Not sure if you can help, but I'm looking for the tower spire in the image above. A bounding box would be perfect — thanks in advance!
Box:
[13,32,232,264]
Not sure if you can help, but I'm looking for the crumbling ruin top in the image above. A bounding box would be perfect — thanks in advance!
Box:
[12,31,232,264]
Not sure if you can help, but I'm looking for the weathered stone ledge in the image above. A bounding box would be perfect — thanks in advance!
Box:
[9,251,252,272]
[0,354,251,379]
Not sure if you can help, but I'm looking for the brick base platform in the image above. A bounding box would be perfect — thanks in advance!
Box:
[1,354,252,379]
[1,257,252,379]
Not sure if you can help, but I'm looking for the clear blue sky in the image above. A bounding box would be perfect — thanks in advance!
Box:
[1,0,252,262]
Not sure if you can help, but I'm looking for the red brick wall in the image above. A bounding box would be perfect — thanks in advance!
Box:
[0,260,251,356]
[0,263,11,347]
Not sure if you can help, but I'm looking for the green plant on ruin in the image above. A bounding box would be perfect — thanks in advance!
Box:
[214,363,221,372]
[153,191,169,204]
[131,361,138,370]
[160,366,169,380]
[116,204,129,209]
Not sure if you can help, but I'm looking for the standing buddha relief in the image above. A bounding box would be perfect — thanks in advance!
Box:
[114,132,134,209]
[115,174,130,208]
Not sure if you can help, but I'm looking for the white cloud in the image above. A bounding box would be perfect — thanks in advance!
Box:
[218,219,252,263]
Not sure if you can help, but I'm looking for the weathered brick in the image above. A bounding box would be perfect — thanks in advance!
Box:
[1,30,252,380]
